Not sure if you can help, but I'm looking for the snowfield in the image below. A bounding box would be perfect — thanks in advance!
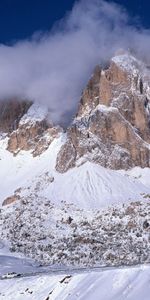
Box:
[0,134,150,209]
[0,265,150,300]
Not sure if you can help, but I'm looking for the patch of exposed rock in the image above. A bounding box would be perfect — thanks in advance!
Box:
[5,103,63,156]
[2,194,20,206]
[0,99,32,133]
[0,99,63,156]
[56,53,150,172]
[7,120,62,156]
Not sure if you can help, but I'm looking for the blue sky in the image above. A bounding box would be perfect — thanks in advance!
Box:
[0,0,149,124]
[0,0,75,43]
[0,0,149,44]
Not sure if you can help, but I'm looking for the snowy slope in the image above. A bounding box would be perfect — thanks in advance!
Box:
[0,265,150,300]
[122,167,150,188]
[112,53,142,74]
[44,162,149,208]
[0,134,150,209]
[0,134,64,205]
[19,103,49,126]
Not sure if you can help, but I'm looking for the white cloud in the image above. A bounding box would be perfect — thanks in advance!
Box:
[0,0,150,124]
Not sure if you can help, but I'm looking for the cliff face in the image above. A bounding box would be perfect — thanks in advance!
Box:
[56,53,150,172]
[0,99,32,133]
[7,103,62,156]
[0,100,62,156]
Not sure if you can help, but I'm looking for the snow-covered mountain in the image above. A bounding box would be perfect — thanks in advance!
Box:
[0,51,150,299]
[56,51,150,172]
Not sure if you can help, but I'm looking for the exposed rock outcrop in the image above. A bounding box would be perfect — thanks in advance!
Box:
[2,194,20,206]
[56,53,150,172]
[0,98,63,156]
[7,104,62,156]
[0,99,32,133]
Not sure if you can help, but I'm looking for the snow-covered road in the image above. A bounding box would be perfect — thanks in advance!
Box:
[0,251,149,282]
[0,241,42,277]
[0,255,41,277]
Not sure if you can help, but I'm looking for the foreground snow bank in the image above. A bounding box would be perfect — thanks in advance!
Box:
[0,265,150,300]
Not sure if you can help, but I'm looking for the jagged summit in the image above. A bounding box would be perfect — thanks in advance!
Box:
[56,52,150,172]
[0,100,62,156]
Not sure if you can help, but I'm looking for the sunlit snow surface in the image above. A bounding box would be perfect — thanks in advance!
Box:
[19,103,48,126]
[112,53,142,74]
[0,265,150,300]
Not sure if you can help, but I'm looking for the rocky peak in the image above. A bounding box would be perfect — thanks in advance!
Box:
[56,52,150,172]
[7,103,63,156]
[0,101,62,156]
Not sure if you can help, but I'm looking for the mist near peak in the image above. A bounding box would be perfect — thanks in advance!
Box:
[0,0,150,124]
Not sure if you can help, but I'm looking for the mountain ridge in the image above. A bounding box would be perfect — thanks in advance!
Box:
[56,52,150,172]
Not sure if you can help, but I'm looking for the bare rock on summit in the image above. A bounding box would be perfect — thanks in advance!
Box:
[0,99,63,157]
[7,104,62,156]
[56,53,150,172]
